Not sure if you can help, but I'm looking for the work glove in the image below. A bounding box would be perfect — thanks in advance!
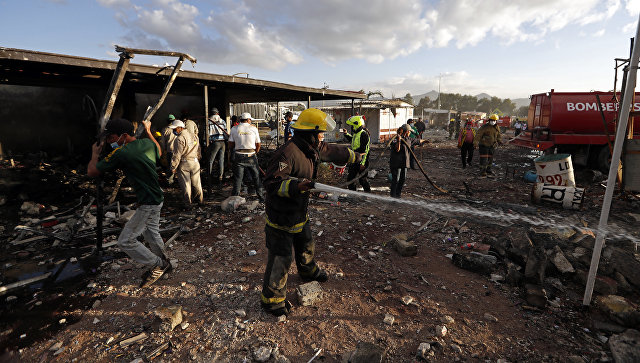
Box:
[359,164,366,172]
[298,178,315,192]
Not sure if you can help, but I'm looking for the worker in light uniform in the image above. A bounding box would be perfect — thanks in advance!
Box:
[180,110,199,141]
[160,114,177,181]
[228,112,264,201]
[260,108,362,317]
[342,115,371,192]
[475,114,502,178]
[170,120,203,208]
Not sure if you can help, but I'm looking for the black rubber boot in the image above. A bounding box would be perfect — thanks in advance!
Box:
[261,299,292,317]
[302,268,328,283]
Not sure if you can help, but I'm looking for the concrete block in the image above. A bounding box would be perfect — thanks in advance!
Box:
[390,234,417,257]
[552,245,575,273]
[609,329,640,363]
[342,342,384,363]
[296,281,323,306]
[220,196,246,212]
[525,284,547,308]
[152,305,183,332]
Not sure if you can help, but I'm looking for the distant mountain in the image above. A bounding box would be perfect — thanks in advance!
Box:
[475,93,491,100]
[413,90,439,103]
[512,97,530,108]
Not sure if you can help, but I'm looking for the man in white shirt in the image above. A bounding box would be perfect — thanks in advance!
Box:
[514,120,522,136]
[228,112,264,201]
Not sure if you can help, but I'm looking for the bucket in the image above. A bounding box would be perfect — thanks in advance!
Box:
[523,170,537,183]
[534,154,575,186]
[330,163,346,175]
[531,182,584,210]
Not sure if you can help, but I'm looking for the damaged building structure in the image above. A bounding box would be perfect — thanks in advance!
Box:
[0,47,365,320]
[0,47,365,157]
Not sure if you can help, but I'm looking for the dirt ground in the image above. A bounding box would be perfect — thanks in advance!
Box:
[2,128,639,362]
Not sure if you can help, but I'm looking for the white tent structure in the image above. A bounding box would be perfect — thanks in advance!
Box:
[321,99,414,143]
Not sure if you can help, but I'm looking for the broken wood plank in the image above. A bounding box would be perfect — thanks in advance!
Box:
[11,235,49,246]
[119,332,148,347]
[166,226,186,245]
[108,175,126,205]
[0,272,52,296]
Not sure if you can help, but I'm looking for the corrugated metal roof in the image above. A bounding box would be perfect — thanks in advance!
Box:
[0,47,366,103]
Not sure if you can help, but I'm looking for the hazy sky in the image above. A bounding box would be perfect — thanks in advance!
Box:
[2,0,640,100]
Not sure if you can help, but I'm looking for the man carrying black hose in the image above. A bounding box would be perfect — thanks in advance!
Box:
[260,108,362,317]
[390,124,429,197]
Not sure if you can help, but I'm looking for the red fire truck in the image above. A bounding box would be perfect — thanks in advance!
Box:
[510,90,640,171]
[498,116,512,130]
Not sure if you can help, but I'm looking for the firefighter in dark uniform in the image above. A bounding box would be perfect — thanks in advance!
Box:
[260,108,361,316]
[342,115,371,192]
[475,114,502,177]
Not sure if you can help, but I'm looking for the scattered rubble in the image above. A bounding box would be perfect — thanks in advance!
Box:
[3,135,640,361]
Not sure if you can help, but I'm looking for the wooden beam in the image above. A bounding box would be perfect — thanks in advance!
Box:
[0,273,52,296]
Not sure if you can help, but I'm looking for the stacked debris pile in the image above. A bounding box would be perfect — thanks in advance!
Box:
[444,214,640,329]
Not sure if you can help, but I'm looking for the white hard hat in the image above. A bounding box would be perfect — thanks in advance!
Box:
[240,112,252,120]
[168,120,186,129]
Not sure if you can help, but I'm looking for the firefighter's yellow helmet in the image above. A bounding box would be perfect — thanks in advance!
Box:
[290,108,336,132]
[346,115,365,129]
[489,114,499,121]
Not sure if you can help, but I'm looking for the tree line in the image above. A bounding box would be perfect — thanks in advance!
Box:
[401,92,529,117]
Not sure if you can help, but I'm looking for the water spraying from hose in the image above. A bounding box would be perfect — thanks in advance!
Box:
[310,182,640,245]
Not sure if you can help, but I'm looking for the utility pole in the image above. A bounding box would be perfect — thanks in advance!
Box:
[437,73,442,110]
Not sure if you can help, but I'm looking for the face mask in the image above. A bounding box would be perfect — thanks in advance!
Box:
[110,134,123,149]
[489,121,497,126]
[173,130,179,136]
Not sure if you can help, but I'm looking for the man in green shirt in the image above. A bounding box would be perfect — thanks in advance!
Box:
[87,118,170,288]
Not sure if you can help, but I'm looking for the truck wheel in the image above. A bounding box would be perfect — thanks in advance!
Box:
[594,146,611,173]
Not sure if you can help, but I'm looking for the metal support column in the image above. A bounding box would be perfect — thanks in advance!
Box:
[142,56,186,122]
[276,101,280,146]
[204,86,210,147]
[583,14,640,305]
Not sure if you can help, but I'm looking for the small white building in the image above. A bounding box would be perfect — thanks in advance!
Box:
[321,99,414,143]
